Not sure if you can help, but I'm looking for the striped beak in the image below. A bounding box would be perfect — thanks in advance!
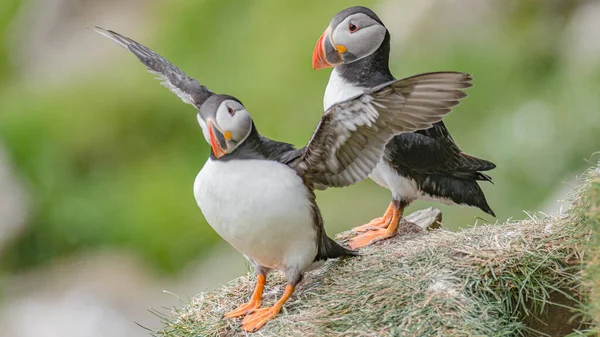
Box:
[207,119,228,158]
[312,27,343,70]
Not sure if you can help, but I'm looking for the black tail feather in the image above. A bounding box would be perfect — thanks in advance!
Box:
[476,172,494,184]
[452,170,495,184]
[459,152,496,172]
[476,196,496,217]
[309,190,358,262]
[316,236,358,261]
[449,153,496,184]
[420,175,496,217]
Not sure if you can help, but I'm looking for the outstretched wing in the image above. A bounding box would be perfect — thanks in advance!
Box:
[93,27,212,108]
[295,72,473,188]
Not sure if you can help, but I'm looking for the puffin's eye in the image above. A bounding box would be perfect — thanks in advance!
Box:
[348,23,358,33]
[227,106,235,116]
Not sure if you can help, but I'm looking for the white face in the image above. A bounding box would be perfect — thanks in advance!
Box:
[197,99,253,157]
[330,13,387,64]
[197,113,209,142]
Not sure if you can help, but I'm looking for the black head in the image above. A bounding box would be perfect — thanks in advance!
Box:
[329,6,384,28]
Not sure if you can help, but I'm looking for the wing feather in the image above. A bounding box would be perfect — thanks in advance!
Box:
[92,27,212,108]
[294,72,473,187]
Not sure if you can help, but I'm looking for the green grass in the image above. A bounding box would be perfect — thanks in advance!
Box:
[576,165,600,329]
[153,163,600,336]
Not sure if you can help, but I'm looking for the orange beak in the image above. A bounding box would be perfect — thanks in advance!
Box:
[207,120,227,158]
[312,30,332,70]
[312,27,343,70]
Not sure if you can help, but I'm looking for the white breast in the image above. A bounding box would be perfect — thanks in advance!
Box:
[369,158,454,205]
[369,158,420,200]
[194,158,318,272]
[323,68,365,110]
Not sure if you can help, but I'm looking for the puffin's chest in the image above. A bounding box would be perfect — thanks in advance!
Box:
[369,157,420,200]
[193,158,317,269]
[323,69,365,110]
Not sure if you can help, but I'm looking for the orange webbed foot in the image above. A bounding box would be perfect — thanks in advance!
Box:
[348,204,404,249]
[348,227,397,249]
[224,299,261,318]
[240,306,281,332]
[224,274,265,319]
[351,216,389,233]
[351,202,395,233]
[239,283,294,332]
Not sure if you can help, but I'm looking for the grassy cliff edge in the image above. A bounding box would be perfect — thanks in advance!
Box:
[155,164,600,336]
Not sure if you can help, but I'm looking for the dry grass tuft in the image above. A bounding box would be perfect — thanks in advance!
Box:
[155,163,600,337]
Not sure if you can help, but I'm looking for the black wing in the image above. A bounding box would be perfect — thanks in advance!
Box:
[294,72,473,188]
[93,27,212,108]
[389,121,495,181]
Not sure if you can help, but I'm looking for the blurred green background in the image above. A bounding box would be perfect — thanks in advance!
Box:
[0,0,599,316]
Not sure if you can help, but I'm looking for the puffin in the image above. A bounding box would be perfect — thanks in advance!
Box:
[93,27,471,332]
[312,6,496,249]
